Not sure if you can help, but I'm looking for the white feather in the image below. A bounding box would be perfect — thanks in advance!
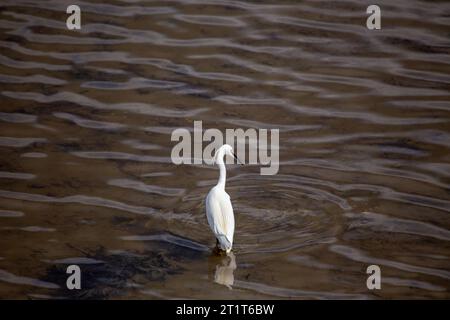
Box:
[205,144,237,253]
[206,187,235,251]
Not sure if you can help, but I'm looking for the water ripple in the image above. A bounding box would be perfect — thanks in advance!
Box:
[0,0,449,299]
[0,269,59,289]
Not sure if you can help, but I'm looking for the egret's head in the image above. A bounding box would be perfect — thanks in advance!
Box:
[213,144,242,165]
[222,144,234,157]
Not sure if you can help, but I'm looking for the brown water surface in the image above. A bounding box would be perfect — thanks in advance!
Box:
[0,0,449,299]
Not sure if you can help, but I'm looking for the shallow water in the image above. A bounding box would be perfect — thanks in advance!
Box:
[0,0,449,299]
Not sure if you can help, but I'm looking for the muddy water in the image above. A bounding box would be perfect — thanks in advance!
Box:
[0,0,450,299]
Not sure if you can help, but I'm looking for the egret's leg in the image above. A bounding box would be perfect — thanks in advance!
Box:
[213,238,227,255]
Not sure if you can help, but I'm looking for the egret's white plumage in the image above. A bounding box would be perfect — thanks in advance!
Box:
[206,144,238,254]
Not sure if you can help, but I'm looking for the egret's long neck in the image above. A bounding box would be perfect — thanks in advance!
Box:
[216,152,226,189]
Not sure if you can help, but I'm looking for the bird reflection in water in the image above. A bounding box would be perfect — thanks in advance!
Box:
[208,252,236,289]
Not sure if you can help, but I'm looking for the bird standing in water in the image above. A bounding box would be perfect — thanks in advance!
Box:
[206,144,240,254]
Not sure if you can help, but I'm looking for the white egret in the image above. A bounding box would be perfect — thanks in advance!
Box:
[205,144,241,254]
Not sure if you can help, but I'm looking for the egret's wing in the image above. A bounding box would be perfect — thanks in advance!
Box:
[206,190,235,250]
[218,195,235,245]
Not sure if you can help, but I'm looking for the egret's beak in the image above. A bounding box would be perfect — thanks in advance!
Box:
[232,152,243,165]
